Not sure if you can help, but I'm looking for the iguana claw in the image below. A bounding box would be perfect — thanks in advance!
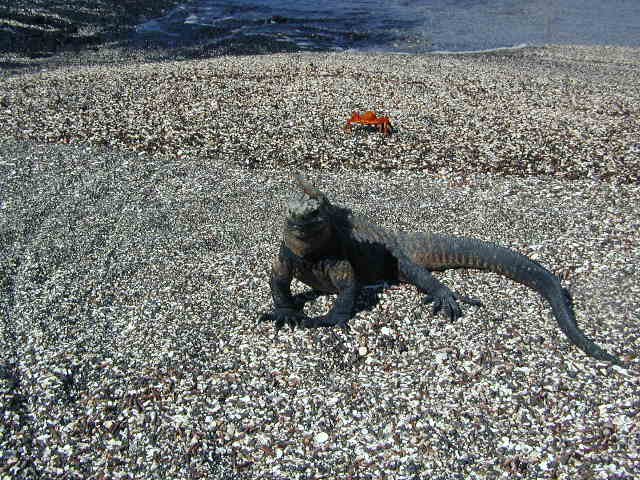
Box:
[422,290,482,322]
[260,310,350,332]
[260,309,309,331]
[301,314,350,331]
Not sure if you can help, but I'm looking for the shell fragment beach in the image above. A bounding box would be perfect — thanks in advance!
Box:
[1,45,639,479]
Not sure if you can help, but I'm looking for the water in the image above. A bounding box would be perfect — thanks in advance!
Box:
[135,0,640,54]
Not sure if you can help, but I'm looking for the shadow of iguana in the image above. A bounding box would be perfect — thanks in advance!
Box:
[261,175,620,365]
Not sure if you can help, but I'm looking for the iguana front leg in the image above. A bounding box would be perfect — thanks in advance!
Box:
[302,260,359,330]
[261,252,310,330]
[397,255,482,321]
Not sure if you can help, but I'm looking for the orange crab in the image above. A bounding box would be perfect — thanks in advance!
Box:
[343,111,392,136]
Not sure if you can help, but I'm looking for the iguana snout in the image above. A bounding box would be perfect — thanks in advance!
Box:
[284,194,333,253]
[285,193,327,237]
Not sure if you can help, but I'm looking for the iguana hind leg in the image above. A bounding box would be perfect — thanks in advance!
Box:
[397,254,482,321]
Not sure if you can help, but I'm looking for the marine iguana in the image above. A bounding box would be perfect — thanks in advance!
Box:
[261,175,620,364]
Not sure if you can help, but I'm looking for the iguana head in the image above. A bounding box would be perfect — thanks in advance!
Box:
[283,175,333,256]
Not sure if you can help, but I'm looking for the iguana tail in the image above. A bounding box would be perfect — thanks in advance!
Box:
[414,233,620,364]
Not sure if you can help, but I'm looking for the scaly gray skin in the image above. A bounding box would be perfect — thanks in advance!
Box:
[261,175,621,365]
